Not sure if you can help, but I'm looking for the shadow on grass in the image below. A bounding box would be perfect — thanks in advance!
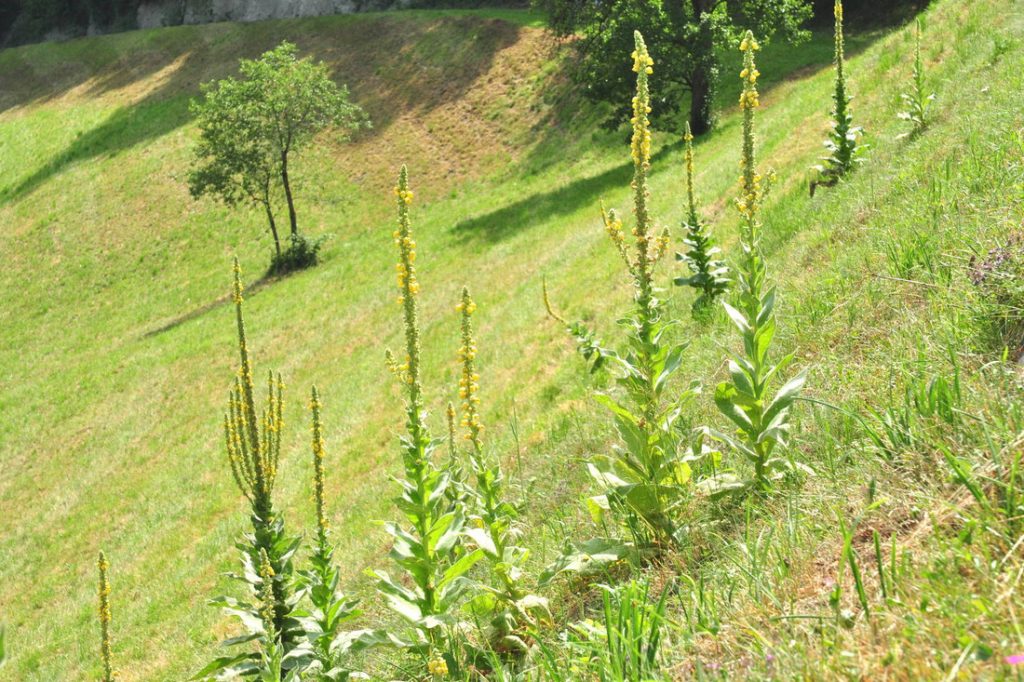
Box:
[451,140,683,244]
[512,23,889,206]
[142,271,278,338]
[0,14,521,204]
[455,23,892,245]
[1,94,191,203]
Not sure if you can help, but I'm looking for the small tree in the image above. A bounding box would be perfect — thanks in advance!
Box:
[189,41,368,272]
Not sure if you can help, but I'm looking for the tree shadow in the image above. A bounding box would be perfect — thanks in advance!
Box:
[0,13,520,203]
[514,23,889,199]
[450,140,682,244]
[1,91,192,203]
[141,271,279,338]
[452,22,892,246]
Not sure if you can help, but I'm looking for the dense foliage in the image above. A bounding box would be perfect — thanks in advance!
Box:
[0,0,138,45]
[534,0,812,134]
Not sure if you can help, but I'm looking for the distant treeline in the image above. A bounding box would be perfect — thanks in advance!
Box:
[0,0,918,48]
[810,0,925,26]
[1,0,139,45]
[0,0,531,46]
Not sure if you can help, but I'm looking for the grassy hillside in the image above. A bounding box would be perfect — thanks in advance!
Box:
[0,1,1022,679]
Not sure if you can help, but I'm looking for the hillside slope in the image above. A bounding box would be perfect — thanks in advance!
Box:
[1,2,1023,679]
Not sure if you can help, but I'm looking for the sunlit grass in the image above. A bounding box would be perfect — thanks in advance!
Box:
[0,1,1021,679]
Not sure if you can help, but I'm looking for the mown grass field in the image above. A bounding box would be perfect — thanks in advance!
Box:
[0,1,1023,679]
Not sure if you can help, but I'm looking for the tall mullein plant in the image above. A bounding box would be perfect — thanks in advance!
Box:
[196,260,304,681]
[97,552,115,682]
[374,166,482,674]
[455,288,547,655]
[813,1,863,192]
[712,33,806,494]
[547,32,694,561]
[674,121,730,315]
[297,387,381,679]
[897,19,934,138]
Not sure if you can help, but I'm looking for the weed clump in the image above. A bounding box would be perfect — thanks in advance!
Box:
[969,232,1024,360]
[812,0,864,195]
[675,121,730,316]
[268,233,328,276]
[897,19,935,139]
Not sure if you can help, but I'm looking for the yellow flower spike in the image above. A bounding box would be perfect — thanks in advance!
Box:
[225,261,286,516]
[457,287,484,452]
[309,386,331,543]
[97,551,115,682]
[256,549,277,636]
[625,30,658,310]
[738,29,763,226]
[391,165,427,434]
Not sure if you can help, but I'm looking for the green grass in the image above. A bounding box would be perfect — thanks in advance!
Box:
[0,2,1023,680]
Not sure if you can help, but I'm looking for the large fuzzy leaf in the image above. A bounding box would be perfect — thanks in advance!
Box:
[539,538,632,586]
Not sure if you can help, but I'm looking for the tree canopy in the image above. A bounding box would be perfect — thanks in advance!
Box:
[535,0,813,134]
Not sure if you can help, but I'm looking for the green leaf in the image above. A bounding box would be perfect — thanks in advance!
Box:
[586,494,609,524]
[426,511,457,553]
[192,653,259,680]
[593,394,638,424]
[714,382,754,432]
[756,287,777,327]
[539,538,632,586]
[752,317,776,365]
[654,343,687,393]
[329,629,397,656]
[372,570,421,606]
[438,548,484,589]
[587,460,630,489]
[762,371,807,426]
[727,360,756,398]
[696,473,749,499]
[722,302,750,335]
[614,413,648,458]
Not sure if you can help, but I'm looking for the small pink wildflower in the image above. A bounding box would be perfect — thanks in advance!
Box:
[1006,654,1024,665]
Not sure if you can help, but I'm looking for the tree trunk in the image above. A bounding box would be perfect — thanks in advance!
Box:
[689,69,712,135]
[280,150,298,237]
[264,200,281,261]
[688,0,716,136]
